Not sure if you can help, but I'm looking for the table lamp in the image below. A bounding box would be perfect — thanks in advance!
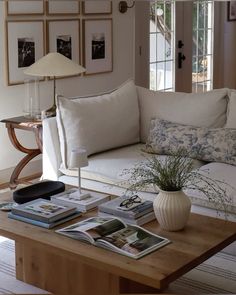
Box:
[23,52,86,118]
[69,147,90,200]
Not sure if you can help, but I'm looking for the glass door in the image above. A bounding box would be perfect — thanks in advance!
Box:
[149,0,214,93]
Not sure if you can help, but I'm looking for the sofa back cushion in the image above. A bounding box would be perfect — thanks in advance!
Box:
[137,86,229,143]
[226,90,236,128]
[145,118,236,165]
[57,80,140,169]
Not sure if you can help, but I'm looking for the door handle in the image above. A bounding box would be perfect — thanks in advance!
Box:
[178,40,184,48]
[178,52,186,69]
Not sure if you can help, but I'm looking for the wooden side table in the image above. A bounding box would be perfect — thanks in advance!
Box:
[1,116,42,189]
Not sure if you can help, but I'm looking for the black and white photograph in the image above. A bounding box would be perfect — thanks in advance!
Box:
[228,1,236,21]
[18,38,35,68]
[83,19,112,75]
[92,33,105,60]
[6,20,44,85]
[47,20,80,67]
[57,35,72,59]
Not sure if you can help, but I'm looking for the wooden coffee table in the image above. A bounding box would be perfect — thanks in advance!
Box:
[0,190,235,295]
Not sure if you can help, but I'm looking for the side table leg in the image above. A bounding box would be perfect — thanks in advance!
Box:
[9,150,40,189]
[6,125,41,189]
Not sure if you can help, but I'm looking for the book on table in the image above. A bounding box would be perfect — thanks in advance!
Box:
[98,210,155,226]
[51,188,110,212]
[56,217,170,259]
[10,198,78,223]
[8,211,82,229]
[98,195,154,220]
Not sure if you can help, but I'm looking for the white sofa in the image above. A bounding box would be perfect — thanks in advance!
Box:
[42,80,236,254]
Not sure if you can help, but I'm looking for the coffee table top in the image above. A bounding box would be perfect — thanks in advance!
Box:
[0,191,235,290]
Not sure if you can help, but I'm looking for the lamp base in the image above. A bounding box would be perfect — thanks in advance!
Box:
[69,190,90,200]
[41,104,57,119]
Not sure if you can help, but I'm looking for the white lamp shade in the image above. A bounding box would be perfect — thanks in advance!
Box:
[23,52,86,77]
[69,148,88,168]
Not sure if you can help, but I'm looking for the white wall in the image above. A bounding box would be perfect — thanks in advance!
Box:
[0,1,135,184]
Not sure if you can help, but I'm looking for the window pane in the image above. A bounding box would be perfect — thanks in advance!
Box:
[150,63,157,90]
[165,61,173,89]
[149,1,175,91]
[157,62,165,91]
[165,33,172,60]
[150,34,157,63]
[157,33,165,61]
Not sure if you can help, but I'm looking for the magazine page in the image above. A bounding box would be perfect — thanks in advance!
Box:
[97,225,170,259]
[56,217,126,244]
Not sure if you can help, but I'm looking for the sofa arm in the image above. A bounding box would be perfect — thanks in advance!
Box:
[42,117,62,180]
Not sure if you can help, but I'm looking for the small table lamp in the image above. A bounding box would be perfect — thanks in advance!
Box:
[23,52,86,118]
[69,148,90,200]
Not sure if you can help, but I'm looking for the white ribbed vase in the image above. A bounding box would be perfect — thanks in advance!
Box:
[153,190,191,231]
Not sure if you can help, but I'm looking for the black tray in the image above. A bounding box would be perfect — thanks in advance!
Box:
[13,181,65,204]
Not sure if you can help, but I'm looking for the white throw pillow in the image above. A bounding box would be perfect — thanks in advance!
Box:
[226,90,236,128]
[137,86,229,143]
[57,80,140,169]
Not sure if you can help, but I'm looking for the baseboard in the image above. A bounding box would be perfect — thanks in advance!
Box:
[0,159,42,186]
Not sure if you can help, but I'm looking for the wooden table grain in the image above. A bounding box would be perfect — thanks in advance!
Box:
[0,191,235,295]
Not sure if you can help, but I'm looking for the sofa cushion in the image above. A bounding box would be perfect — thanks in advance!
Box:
[137,86,229,143]
[145,118,236,165]
[226,90,236,128]
[60,143,205,187]
[56,80,140,169]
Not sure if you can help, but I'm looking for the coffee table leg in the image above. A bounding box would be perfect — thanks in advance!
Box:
[15,242,120,295]
[15,242,165,294]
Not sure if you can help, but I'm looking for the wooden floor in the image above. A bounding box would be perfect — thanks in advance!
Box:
[0,173,41,190]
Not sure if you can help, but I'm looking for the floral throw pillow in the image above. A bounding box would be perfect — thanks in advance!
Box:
[145,118,236,165]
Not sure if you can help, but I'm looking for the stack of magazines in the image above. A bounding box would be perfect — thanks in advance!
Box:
[57,217,170,259]
[98,195,155,226]
[8,199,82,228]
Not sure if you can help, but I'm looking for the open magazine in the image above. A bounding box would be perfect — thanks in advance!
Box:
[56,217,170,259]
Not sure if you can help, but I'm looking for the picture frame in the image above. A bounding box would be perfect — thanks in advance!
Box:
[6,20,45,86]
[47,19,80,67]
[83,19,113,75]
[6,0,44,16]
[46,0,80,15]
[82,1,112,15]
[227,1,236,21]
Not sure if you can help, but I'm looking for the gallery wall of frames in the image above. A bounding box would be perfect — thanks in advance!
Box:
[5,0,113,85]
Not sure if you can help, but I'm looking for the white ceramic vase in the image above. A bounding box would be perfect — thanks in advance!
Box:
[153,190,191,231]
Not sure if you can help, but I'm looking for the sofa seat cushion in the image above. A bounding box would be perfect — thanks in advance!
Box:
[60,143,205,188]
[137,86,229,142]
[185,162,236,214]
[57,80,140,169]
[145,118,236,165]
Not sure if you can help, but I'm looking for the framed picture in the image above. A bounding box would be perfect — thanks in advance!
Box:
[6,0,44,15]
[46,0,80,15]
[82,1,112,15]
[83,19,113,75]
[47,19,80,67]
[228,1,236,21]
[6,20,45,86]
